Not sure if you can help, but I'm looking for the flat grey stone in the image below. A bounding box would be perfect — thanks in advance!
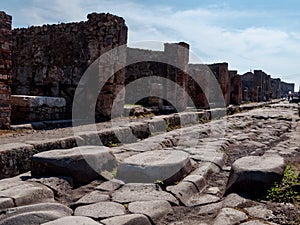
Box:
[192,152,227,168]
[120,137,163,152]
[101,214,152,225]
[197,202,223,215]
[116,150,192,185]
[74,202,125,219]
[0,181,54,207]
[0,198,14,210]
[27,176,73,198]
[213,208,248,225]
[74,191,110,205]
[42,216,101,225]
[186,193,220,207]
[240,220,272,225]
[167,182,198,206]
[128,200,173,224]
[95,179,124,191]
[205,187,221,195]
[31,146,118,185]
[244,205,275,220]
[223,193,248,208]
[191,162,220,179]
[147,118,167,133]
[183,175,206,192]
[0,203,72,225]
[225,154,285,198]
[112,183,179,205]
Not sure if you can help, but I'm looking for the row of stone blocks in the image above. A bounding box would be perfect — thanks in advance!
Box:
[0,100,280,180]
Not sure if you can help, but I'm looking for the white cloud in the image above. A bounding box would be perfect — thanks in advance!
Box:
[12,0,300,89]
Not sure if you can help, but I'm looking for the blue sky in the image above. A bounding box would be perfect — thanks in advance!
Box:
[2,0,300,90]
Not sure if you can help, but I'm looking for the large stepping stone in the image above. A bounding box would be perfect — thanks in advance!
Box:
[116,150,192,184]
[111,183,179,205]
[31,146,118,185]
[0,180,54,208]
[101,214,152,225]
[42,216,101,225]
[74,202,126,219]
[0,203,72,225]
[225,154,285,198]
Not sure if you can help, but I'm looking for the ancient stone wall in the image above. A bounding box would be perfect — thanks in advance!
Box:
[229,70,242,105]
[125,42,189,112]
[208,63,231,106]
[12,13,127,119]
[187,64,210,108]
[242,71,294,102]
[281,82,295,97]
[270,78,281,99]
[0,12,12,129]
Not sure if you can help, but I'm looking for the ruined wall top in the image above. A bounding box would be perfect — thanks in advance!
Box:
[14,12,125,32]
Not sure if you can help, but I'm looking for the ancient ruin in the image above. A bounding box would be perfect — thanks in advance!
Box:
[0,11,295,127]
[0,12,12,129]
[0,11,299,225]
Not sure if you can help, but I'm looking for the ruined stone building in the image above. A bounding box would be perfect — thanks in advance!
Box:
[241,70,294,102]
[0,11,295,129]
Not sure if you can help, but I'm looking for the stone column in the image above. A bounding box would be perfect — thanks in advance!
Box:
[0,12,12,129]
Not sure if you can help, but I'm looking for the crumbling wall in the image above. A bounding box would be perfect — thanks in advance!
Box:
[125,42,189,112]
[12,13,127,119]
[0,12,12,129]
[229,70,242,105]
[187,64,210,108]
[242,71,293,102]
[281,82,295,97]
[208,63,231,106]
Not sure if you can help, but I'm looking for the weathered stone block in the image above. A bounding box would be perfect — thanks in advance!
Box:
[11,95,66,123]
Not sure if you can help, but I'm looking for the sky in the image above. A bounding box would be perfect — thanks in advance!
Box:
[1,0,300,90]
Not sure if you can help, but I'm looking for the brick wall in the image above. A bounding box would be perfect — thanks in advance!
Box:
[0,12,12,129]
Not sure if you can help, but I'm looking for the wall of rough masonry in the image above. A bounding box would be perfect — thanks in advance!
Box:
[187,64,211,108]
[208,63,231,106]
[12,13,127,120]
[0,12,12,129]
[241,71,294,102]
[187,64,242,108]
[125,42,189,112]
[281,82,295,97]
[229,70,242,105]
